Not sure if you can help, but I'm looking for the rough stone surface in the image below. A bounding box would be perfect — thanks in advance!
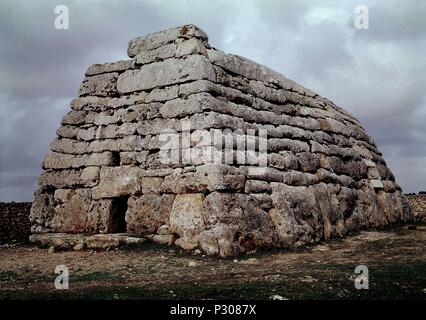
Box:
[0,202,31,242]
[30,24,414,257]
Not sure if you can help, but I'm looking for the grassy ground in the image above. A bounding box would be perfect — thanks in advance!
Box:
[0,222,425,300]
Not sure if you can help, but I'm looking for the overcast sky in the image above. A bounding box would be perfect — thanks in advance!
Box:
[0,0,425,201]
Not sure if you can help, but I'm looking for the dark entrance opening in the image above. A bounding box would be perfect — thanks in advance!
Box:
[110,196,128,233]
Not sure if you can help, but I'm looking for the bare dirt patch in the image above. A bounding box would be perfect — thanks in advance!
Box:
[1,222,425,300]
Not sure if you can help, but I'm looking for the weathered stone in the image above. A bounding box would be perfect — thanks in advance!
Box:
[157,224,172,235]
[119,151,148,165]
[127,24,208,57]
[51,189,92,233]
[268,152,299,170]
[270,183,323,246]
[57,125,79,139]
[50,138,89,155]
[127,194,175,235]
[38,169,83,189]
[198,224,241,257]
[43,152,113,169]
[203,192,277,250]
[108,93,146,108]
[297,152,320,173]
[77,127,97,141]
[70,96,109,111]
[79,73,118,97]
[88,135,149,152]
[118,55,215,93]
[175,37,207,57]
[370,179,384,189]
[152,234,174,245]
[92,166,144,199]
[80,166,100,187]
[133,43,176,65]
[170,194,206,250]
[86,60,132,76]
[244,180,271,194]
[30,190,55,233]
[145,85,179,103]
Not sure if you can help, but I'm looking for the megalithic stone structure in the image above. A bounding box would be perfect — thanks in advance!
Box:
[29,24,414,256]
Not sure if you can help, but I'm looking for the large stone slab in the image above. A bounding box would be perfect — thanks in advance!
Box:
[117,55,216,93]
[170,193,206,250]
[127,24,208,57]
[126,194,175,235]
[92,166,144,199]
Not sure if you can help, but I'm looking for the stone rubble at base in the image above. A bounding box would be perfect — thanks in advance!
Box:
[30,24,414,257]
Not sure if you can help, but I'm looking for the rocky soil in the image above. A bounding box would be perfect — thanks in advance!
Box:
[1,221,425,300]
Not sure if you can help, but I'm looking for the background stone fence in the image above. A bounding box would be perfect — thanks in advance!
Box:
[0,202,31,242]
[405,195,426,221]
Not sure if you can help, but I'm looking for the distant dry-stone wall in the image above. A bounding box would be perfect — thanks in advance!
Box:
[0,202,31,242]
[406,195,426,221]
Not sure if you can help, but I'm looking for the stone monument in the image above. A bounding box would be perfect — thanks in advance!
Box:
[29,24,413,256]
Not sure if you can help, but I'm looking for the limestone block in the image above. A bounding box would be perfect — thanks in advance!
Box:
[51,189,92,233]
[244,180,271,194]
[80,166,100,187]
[62,110,94,125]
[108,93,146,109]
[152,234,175,245]
[175,38,207,57]
[54,189,74,203]
[92,166,144,199]
[370,179,384,189]
[95,123,138,139]
[57,125,79,139]
[296,152,320,173]
[198,224,241,257]
[133,43,176,65]
[127,24,208,57]
[119,151,149,165]
[77,127,97,141]
[86,60,132,76]
[268,152,299,170]
[270,183,322,246]
[39,169,83,189]
[86,199,115,233]
[145,85,179,103]
[170,193,206,249]
[268,138,310,153]
[30,190,55,232]
[117,55,215,93]
[126,194,175,235]
[141,177,163,194]
[43,152,113,169]
[79,73,119,97]
[70,96,109,111]
[88,135,149,152]
[50,138,89,155]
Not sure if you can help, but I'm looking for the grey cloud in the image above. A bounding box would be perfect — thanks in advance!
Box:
[0,0,425,200]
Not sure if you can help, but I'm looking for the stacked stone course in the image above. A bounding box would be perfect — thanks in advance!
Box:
[30,24,414,256]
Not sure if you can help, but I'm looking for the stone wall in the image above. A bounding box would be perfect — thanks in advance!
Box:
[406,195,426,221]
[29,24,414,256]
[0,202,31,242]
